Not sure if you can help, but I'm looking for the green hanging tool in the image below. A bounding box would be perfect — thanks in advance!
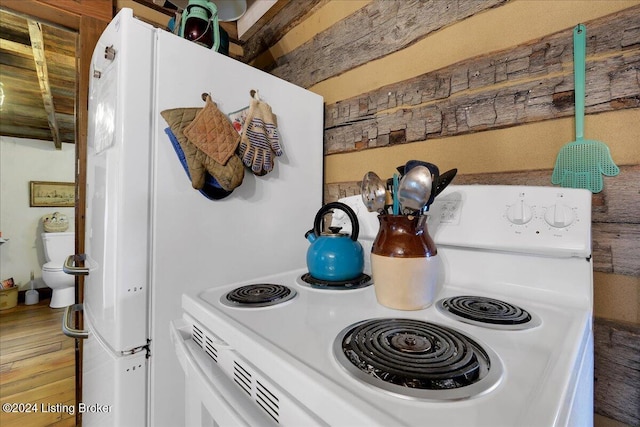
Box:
[551,24,619,193]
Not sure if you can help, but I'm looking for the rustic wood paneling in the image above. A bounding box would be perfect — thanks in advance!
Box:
[592,223,640,276]
[323,6,640,155]
[325,165,640,277]
[594,317,640,426]
[242,0,326,65]
[271,0,507,88]
[38,0,113,23]
[1,1,111,31]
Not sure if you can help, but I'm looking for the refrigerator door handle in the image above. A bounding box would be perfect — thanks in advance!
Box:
[62,303,89,339]
[63,254,91,276]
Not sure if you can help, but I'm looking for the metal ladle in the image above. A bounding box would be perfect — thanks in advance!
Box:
[361,171,387,213]
[397,165,432,214]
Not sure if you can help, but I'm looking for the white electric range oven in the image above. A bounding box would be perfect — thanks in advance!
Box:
[171,185,593,426]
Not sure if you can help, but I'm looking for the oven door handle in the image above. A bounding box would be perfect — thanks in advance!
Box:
[170,320,275,426]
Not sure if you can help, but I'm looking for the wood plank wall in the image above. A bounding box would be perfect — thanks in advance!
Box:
[594,318,640,425]
[255,1,640,425]
[321,7,640,155]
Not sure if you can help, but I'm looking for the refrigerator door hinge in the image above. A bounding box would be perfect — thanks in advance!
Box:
[122,339,151,358]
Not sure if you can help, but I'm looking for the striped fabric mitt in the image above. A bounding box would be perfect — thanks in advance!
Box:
[238,92,283,176]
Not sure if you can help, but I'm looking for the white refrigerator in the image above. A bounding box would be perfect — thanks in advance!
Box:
[68,8,323,427]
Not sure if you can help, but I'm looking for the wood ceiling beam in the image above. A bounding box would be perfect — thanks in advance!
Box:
[0,123,54,140]
[0,38,33,57]
[27,19,62,149]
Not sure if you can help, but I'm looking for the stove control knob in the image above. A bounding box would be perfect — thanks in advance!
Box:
[544,203,575,228]
[506,200,533,225]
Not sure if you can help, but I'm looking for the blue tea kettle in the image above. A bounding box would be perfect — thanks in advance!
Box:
[305,202,364,281]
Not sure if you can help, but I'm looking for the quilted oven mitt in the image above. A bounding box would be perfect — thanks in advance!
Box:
[161,106,244,192]
[239,93,283,176]
[160,107,204,187]
[164,127,232,200]
[184,95,240,166]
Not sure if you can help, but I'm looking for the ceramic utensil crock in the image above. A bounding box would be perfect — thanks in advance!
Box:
[371,214,438,310]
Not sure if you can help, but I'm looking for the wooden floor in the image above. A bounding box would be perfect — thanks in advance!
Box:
[0,298,76,427]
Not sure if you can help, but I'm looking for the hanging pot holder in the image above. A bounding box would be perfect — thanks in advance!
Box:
[183,94,240,166]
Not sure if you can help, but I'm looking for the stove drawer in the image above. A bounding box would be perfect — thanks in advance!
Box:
[171,316,328,426]
[170,319,274,426]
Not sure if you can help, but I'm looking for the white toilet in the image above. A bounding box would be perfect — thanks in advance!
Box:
[41,232,75,308]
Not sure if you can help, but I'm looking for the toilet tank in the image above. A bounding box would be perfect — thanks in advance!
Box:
[41,232,75,264]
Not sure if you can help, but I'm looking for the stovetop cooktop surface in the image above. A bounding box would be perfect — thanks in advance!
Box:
[184,266,592,426]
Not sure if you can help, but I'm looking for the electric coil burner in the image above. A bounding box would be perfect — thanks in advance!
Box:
[221,284,296,308]
[298,273,372,290]
[436,296,541,330]
[333,318,502,400]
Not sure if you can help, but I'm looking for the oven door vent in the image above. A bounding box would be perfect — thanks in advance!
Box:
[204,336,218,362]
[192,324,204,348]
[256,380,279,422]
[233,360,281,423]
[233,361,252,396]
[190,320,221,363]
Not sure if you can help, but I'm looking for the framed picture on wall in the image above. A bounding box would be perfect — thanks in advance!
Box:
[29,181,75,207]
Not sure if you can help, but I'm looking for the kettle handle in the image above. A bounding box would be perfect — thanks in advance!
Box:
[313,202,359,241]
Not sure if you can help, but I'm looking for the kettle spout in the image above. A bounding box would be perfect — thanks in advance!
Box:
[305,229,317,243]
